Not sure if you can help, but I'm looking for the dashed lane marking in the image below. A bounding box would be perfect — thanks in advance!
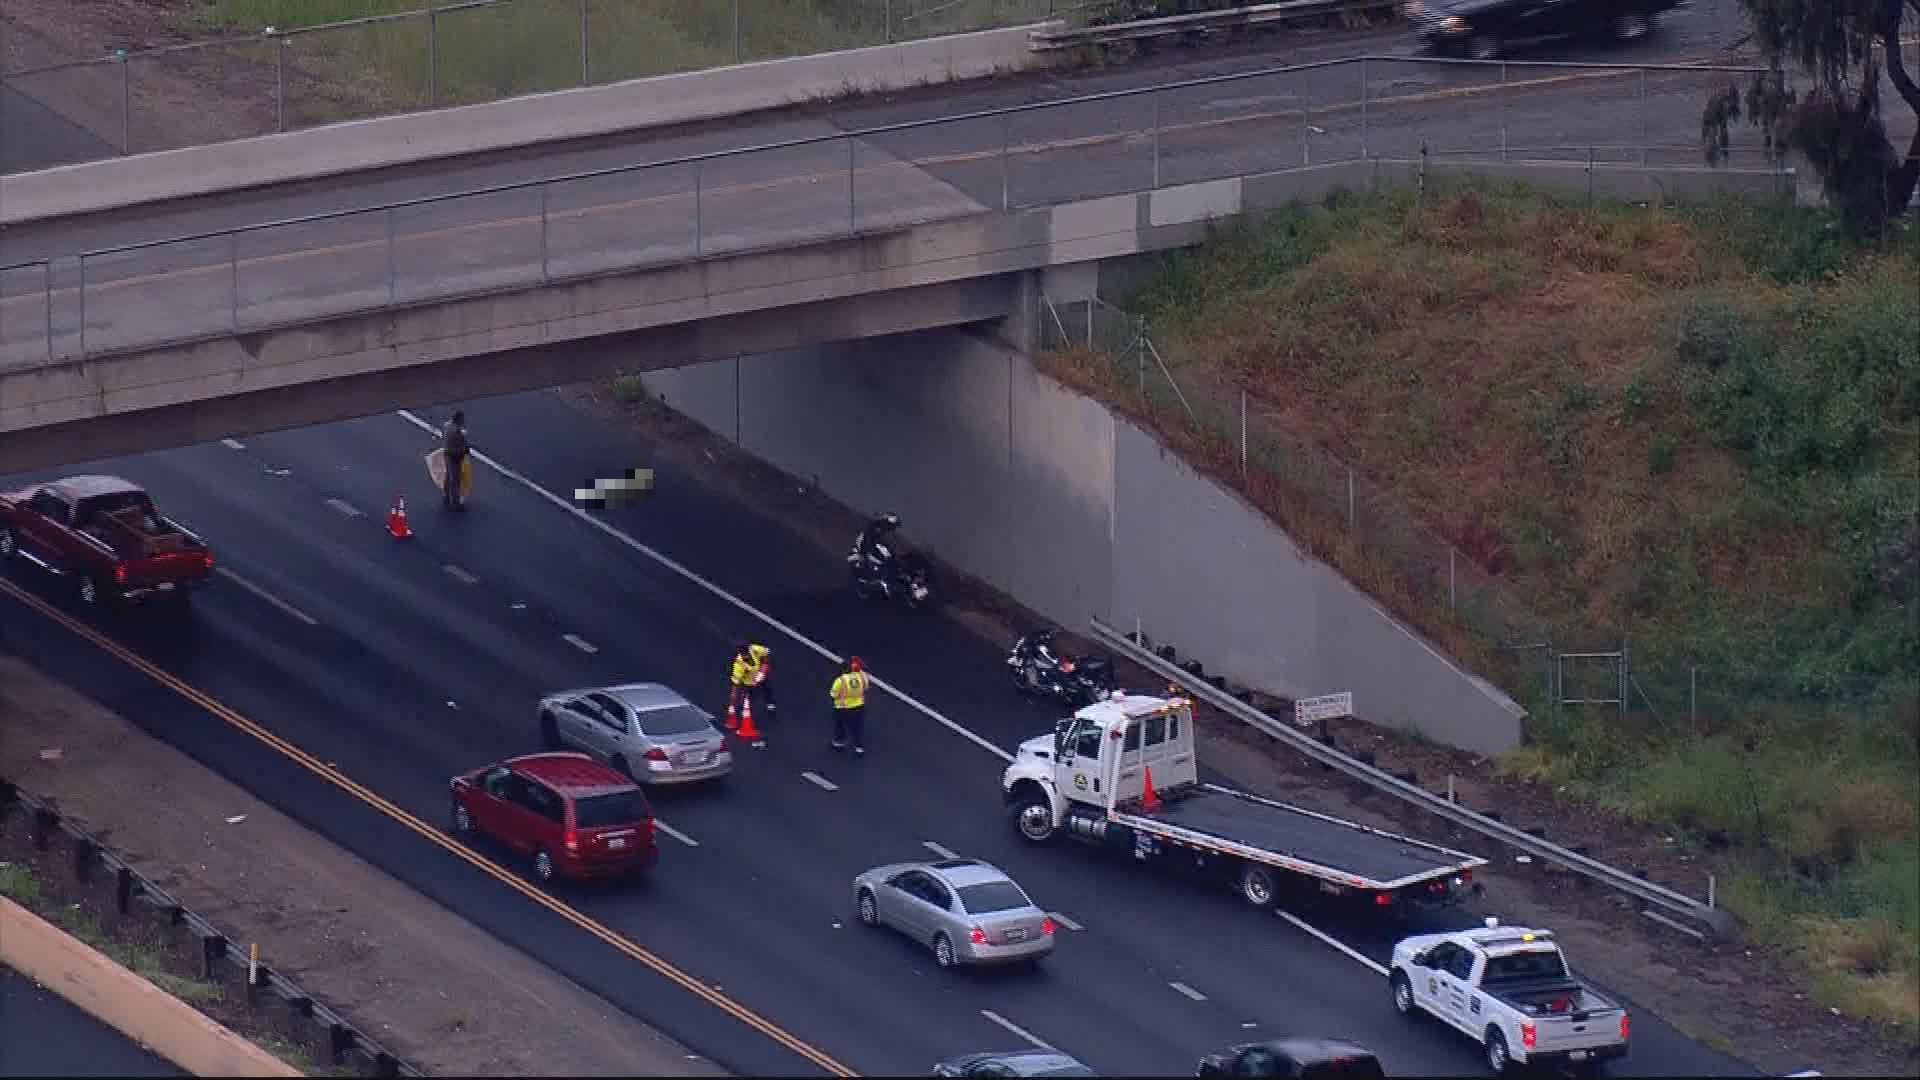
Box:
[1276,909,1390,976]
[922,841,959,860]
[213,566,318,627]
[979,1010,1058,1053]
[1170,981,1208,1002]
[655,819,699,847]
[1048,911,1083,932]
[220,437,246,450]
[801,771,839,792]
[442,563,480,585]
[562,633,599,654]
[324,497,362,518]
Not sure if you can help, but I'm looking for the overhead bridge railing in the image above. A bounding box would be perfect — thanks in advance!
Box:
[1030,0,1396,50]
[1087,617,1741,942]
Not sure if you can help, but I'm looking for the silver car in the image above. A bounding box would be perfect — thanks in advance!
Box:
[537,682,732,785]
[853,857,1055,968]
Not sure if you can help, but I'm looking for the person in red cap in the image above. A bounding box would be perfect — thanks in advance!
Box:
[829,656,871,756]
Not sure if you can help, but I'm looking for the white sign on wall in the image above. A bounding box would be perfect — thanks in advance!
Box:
[1293,692,1354,726]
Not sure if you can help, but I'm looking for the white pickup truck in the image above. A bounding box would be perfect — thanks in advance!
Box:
[1390,919,1629,1074]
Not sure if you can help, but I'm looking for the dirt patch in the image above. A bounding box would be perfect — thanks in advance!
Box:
[0,654,723,1078]
[560,380,1917,1078]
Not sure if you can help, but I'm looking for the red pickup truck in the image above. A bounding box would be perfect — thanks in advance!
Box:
[0,475,213,608]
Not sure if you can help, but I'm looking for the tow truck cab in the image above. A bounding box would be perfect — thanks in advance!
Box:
[1004,693,1196,838]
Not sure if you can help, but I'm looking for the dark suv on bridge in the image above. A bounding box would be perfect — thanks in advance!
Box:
[1403,0,1683,59]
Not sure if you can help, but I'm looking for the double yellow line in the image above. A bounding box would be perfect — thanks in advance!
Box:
[0,576,855,1078]
[2,57,1723,327]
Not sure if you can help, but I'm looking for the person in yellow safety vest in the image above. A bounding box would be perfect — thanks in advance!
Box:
[747,642,776,723]
[726,641,757,731]
[829,656,871,756]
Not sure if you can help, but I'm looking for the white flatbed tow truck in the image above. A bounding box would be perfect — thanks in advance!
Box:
[1001,693,1487,911]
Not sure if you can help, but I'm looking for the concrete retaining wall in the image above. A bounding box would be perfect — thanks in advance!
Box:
[638,324,1528,755]
[0,895,300,1077]
[0,23,1059,226]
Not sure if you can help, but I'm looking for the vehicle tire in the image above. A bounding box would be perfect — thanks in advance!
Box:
[532,848,556,884]
[539,712,562,750]
[77,574,103,608]
[932,932,957,969]
[0,525,16,561]
[1484,1029,1512,1075]
[1011,790,1058,844]
[452,801,475,836]
[1613,11,1651,41]
[857,888,879,927]
[1468,33,1501,60]
[1238,863,1278,908]
[1391,972,1416,1016]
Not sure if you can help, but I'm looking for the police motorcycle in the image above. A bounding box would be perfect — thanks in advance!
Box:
[1006,628,1116,707]
[848,513,936,609]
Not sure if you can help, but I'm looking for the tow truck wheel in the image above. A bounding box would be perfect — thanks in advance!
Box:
[1391,973,1415,1016]
[1238,864,1277,907]
[1012,792,1057,844]
[1484,1029,1511,1075]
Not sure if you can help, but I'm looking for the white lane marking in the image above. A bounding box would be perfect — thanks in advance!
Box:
[979,1010,1057,1053]
[442,563,480,585]
[922,840,959,860]
[396,409,1013,764]
[562,633,599,654]
[1048,911,1083,932]
[1276,909,1390,976]
[213,567,318,627]
[324,497,362,518]
[220,437,246,450]
[654,819,699,847]
[801,771,838,792]
[1170,980,1208,1002]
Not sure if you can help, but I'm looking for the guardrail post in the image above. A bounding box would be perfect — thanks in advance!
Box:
[201,932,227,980]
[115,865,135,913]
[73,836,96,882]
[328,1022,353,1066]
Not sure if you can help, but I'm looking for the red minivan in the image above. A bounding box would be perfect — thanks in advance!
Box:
[450,752,658,883]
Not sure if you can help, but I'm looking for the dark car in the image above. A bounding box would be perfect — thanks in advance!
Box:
[450,752,659,883]
[1402,0,1681,59]
[1197,1038,1386,1079]
[0,475,213,609]
[933,1049,1097,1077]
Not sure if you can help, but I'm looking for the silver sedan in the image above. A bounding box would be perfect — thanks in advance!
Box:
[853,857,1055,968]
[536,682,732,786]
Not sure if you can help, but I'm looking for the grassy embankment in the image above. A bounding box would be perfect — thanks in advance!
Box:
[187,0,1049,125]
[1042,181,1920,1033]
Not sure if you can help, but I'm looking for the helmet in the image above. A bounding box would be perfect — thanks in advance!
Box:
[877,513,901,530]
[849,656,865,671]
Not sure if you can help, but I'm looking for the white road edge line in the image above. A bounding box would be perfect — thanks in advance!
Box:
[979,1010,1058,1053]
[220,437,246,450]
[213,567,318,627]
[654,819,699,847]
[922,840,959,860]
[442,563,480,585]
[1170,980,1208,1002]
[801,771,838,792]
[1049,911,1083,932]
[395,409,1014,764]
[324,497,362,518]
[1276,909,1390,976]
[562,633,599,654]
[395,410,1392,985]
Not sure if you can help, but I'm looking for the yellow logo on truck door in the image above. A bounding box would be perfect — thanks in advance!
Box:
[1073,772,1088,791]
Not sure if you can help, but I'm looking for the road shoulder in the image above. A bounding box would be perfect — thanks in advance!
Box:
[0,653,721,1079]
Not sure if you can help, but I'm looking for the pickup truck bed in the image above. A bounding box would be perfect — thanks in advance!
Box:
[1130,783,1474,888]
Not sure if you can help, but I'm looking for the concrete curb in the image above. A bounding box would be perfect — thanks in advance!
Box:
[0,894,301,1078]
[0,22,1060,228]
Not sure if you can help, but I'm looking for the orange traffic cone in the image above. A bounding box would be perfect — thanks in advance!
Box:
[1141,764,1161,814]
[386,495,413,540]
[723,687,741,731]
[735,698,765,749]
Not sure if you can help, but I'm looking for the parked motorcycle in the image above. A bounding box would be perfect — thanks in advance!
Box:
[847,513,936,608]
[1007,628,1116,707]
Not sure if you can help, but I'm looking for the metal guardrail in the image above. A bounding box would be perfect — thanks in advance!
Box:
[0,778,424,1077]
[0,53,1777,371]
[1086,617,1742,941]
[1029,0,1392,50]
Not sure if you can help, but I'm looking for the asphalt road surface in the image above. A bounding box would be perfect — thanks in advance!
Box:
[0,964,184,1078]
[0,8,1773,368]
[0,391,1756,1078]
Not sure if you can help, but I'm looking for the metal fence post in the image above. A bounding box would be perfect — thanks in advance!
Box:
[540,184,551,283]
[230,232,241,330]
[1449,546,1457,610]
[732,0,742,63]
[1150,88,1161,188]
[694,161,705,257]
[1239,389,1247,482]
[275,35,287,133]
[77,257,88,360]
[117,50,130,155]
[1346,467,1355,529]
[1359,57,1368,160]
[386,207,397,305]
[580,0,591,85]
[847,137,857,234]
[885,0,894,44]
[1637,66,1647,166]
[1000,114,1012,211]
[428,2,439,106]
[1301,106,1310,166]
[43,261,54,366]
[1689,665,1697,727]
[1499,62,1508,162]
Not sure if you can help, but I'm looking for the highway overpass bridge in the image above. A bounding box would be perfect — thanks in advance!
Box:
[0,54,1792,473]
